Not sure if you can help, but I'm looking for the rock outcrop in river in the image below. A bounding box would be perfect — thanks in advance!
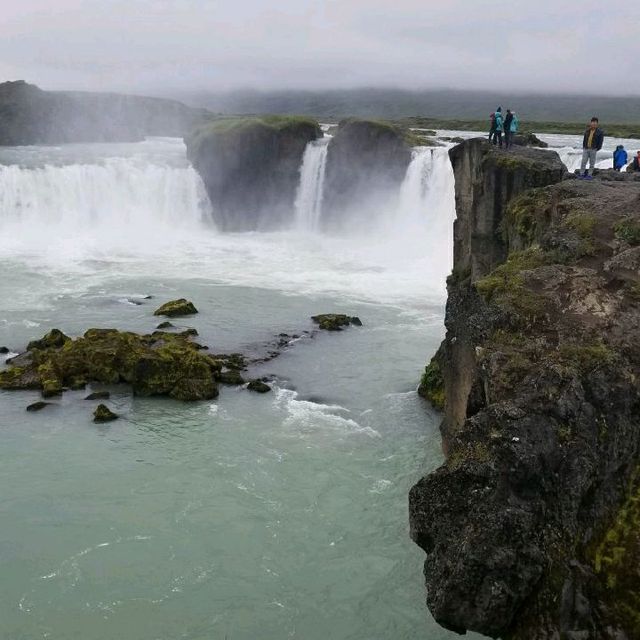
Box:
[322,119,413,227]
[185,115,321,231]
[0,81,210,145]
[410,139,640,639]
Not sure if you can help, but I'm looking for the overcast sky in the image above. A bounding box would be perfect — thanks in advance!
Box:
[1,0,638,95]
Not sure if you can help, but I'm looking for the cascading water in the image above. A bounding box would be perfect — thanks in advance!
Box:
[393,146,456,280]
[294,138,329,232]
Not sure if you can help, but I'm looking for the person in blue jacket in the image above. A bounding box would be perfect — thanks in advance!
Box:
[492,107,503,147]
[613,145,628,171]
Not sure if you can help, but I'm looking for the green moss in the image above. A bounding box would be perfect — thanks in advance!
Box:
[504,190,550,246]
[565,212,597,256]
[447,441,491,470]
[557,342,615,373]
[614,218,640,246]
[311,314,361,331]
[475,248,549,321]
[93,404,118,423]
[417,359,445,410]
[153,298,198,317]
[37,362,62,397]
[590,469,640,637]
[26,328,70,352]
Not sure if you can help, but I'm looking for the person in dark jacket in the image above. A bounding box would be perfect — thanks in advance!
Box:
[633,151,640,172]
[503,109,514,149]
[579,117,604,179]
[488,111,496,142]
[613,145,628,171]
[493,107,503,147]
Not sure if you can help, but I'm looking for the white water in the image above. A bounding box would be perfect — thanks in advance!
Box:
[294,138,329,232]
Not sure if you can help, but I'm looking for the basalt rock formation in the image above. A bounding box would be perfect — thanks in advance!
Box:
[410,139,640,639]
[0,80,210,145]
[322,119,412,227]
[185,115,321,231]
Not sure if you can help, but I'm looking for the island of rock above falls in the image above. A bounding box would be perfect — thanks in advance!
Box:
[410,139,640,639]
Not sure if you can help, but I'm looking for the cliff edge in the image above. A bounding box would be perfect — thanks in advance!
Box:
[410,139,640,639]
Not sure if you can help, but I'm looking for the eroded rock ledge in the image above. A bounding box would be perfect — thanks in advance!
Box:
[410,139,640,639]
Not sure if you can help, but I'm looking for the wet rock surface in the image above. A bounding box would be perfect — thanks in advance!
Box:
[410,139,640,639]
[93,404,118,423]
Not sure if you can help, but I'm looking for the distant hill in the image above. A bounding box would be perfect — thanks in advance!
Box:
[173,88,640,125]
[0,81,211,145]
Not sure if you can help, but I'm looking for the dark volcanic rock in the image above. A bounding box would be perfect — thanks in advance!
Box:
[0,80,209,145]
[512,132,548,148]
[26,401,51,412]
[322,119,412,227]
[93,404,118,423]
[410,139,640,639]
[85,391,111,401]
[218,370,245,385]
[185,116,321,231]
[156,321,174,330]
[153,299,198,317]
[0,346,9,354]
[27,328,71,352]
[247,379,271,393]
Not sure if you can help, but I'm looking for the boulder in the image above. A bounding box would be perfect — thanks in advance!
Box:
[247,379,271,393]
[155,321,174,329]
[218,370,245,385]
[93,404,118,423]
[0,346,9,354]
[311,314,363,331]
[185,115,321,230]
[85,391,110,400]
[26,401,51,412]
[26,328,70,352]
[153,299,198,317]
[511,131,548,148]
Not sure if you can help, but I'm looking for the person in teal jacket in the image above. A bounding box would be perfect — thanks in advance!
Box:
[493,107,503,147]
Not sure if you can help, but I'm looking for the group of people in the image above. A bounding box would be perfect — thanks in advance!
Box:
[579,117,640,179]
[489,110,640,178]
[488,107,519,149]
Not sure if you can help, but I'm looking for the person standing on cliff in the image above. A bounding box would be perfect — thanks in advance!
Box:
[579,117,604,179]
[489,111,497,142]
[493,107,504,147]
[503,109,519,149]
[632,150,640,172]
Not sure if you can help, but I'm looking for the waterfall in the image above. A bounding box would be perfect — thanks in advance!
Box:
[393,146,456,279]
[294,138,329,231]
[0,157,211,252]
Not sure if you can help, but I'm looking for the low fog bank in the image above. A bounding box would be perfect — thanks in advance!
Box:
[167,88,640,124]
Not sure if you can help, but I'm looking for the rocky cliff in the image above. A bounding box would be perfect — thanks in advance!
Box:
[411,139,640,639]
[322,119,412,227]
[0,80,209,145]
[185,115,321,231]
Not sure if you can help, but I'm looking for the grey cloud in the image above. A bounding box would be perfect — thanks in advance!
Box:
[0,0,638,94]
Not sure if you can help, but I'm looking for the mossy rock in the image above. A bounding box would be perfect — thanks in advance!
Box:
[418,359,445,410]
[247,379,271,393]
[614,217,640,246]
[1,327,220,402]
[156,321,174,329]
[218,370,245,385]
[153,299,198,317]
[311,314,362,331]
[93,404,118,423]
[27,328,70,352]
